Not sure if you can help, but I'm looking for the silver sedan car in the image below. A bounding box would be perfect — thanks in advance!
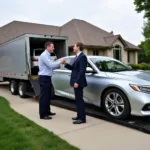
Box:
[52,56,150,119]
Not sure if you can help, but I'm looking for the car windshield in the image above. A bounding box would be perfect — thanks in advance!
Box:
[90,57,131,72]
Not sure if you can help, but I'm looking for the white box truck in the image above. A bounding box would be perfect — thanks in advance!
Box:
[0,34,68,98]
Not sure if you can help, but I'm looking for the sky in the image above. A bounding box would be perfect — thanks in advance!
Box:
[0,0,144,45]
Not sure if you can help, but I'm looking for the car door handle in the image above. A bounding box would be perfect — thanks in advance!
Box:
[68,74,71,76]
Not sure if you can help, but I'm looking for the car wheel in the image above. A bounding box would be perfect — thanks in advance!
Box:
[10,80,18,95]
[103,88,130,119]
[18,82,28,98]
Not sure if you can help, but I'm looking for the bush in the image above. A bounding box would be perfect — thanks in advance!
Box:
[129,63,150,70]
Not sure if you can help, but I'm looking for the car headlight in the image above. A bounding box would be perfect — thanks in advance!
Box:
[130,84,150,93]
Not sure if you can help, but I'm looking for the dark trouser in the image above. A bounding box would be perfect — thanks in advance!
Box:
[74,87,86,121]
[39,75,51,118]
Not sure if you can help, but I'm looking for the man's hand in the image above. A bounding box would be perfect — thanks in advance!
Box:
[74,83,79,88]
[57,66,60,69]
[63,60,66,64]
[59,59,66,64]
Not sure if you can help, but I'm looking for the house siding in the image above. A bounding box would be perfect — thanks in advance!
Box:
[87,49,93,55]
[87,49,107,56]
[83,48,88,55]
[68,39,138,64]
[130,51,136,64]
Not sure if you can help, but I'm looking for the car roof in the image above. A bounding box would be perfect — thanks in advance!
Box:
[65,55,116,60]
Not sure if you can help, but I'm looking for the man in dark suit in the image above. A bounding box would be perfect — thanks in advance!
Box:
[65,42,87,124]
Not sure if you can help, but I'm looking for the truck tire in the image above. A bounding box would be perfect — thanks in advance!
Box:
[10,80,18,95]
[18,82,28,98]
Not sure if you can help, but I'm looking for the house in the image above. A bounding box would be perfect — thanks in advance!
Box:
[0,19,141,64]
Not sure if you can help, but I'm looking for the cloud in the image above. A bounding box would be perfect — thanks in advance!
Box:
[0,0,144,45]
[85,0,144,45]
[48,0,64,5]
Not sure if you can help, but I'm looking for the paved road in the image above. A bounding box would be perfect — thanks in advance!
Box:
[0,82,150,150]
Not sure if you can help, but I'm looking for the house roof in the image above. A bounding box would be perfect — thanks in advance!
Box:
[0,19,140,50]
[124,40,141,50]
[60,19,140,50]
[60,19,111,47]
[0,21,60,44]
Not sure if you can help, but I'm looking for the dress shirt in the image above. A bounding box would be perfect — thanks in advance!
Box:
[38,50,61,76]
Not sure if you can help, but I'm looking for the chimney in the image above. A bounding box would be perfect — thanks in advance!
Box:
[110,31,114,34]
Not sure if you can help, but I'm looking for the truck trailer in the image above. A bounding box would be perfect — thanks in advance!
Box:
[0,34,68,98]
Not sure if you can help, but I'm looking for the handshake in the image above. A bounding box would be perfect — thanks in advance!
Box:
[59,59,66,64]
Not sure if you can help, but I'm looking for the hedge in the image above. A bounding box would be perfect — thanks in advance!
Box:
[129,63,150,70]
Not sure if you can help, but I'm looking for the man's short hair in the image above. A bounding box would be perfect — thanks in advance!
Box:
[75,42,84,51]
[45,41,54,49]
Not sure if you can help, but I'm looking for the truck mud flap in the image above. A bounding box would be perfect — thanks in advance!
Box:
[27,76,40,96]
[51,97,150,134]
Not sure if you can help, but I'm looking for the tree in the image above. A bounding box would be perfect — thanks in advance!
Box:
[143,21,150,56]
[138,41,150,63]
[134,0,150,18]
[143,21,150,38]
[134,0,150,57]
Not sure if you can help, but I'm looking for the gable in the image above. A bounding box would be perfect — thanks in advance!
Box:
[113,38,125,49]
[60,19,112,47]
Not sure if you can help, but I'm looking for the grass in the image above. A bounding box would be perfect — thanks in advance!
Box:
[0,96,79,150]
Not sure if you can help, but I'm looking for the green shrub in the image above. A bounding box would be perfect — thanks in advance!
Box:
[129,63,150,70]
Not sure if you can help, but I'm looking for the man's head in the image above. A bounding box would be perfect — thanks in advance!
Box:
[73,42,83,54]
[45,41,54,53]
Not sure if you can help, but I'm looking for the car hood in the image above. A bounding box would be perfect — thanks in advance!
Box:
[105,70,150,85]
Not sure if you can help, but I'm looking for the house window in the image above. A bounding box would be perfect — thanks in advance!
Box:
[113,45,122,61]
[93,49,99,56]
[69,48,74,56]
[127,51,130,63]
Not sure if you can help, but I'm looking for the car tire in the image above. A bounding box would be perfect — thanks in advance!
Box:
[10,80,18,95]
[18,82,28,98]
[102,88,130,120]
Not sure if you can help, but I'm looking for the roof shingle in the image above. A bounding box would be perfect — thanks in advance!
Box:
[0,19,140,50]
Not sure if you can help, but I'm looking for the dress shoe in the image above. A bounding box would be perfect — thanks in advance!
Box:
[48,112,56,116]
[40,116,52,120]
[73,120,86,124]
[72,117,79,120]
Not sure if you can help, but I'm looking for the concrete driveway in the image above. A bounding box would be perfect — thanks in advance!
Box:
[0,82,150,150]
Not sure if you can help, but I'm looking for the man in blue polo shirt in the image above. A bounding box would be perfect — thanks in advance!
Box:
[38,41,65,120]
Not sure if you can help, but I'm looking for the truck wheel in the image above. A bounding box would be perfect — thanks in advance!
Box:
[10,80,18,95]
[18,82,28,98]
[102,88,130,120]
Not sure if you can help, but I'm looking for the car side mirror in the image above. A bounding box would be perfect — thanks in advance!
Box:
[86,67,96,73]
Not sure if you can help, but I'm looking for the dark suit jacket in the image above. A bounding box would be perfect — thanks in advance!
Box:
[65,52,88,88]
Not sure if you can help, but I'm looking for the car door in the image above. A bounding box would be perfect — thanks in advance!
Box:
[52,57,75,99]
[83,60,106,106]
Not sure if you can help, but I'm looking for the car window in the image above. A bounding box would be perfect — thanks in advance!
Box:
[90,58,130,72]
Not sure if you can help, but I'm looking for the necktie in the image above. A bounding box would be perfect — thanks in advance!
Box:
[71,55,77,65]
[75,55,77,61]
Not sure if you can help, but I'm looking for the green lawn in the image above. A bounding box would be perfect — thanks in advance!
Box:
[0,96,79,150]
